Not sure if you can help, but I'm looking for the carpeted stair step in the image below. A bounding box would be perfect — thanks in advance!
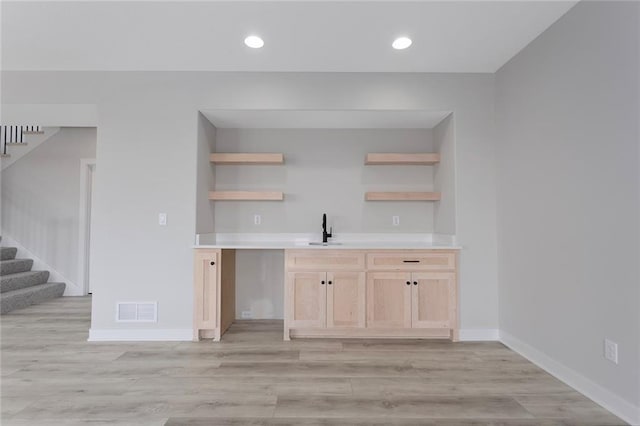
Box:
[0,259,34,275]
[1,247,18,261]
[0,282,66,314]
[1,270,50,293]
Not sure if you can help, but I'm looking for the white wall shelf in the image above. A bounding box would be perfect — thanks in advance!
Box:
[210,153,284,165]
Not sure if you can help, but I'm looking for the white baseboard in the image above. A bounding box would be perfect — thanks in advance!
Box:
[459,328,500,341]
[500,331,640,426]
[88,328,193,342]
[0,234,82,296]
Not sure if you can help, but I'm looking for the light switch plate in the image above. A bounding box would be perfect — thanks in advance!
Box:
[392,216,400,226]
[604,339,618,364]
[158,213,167,226]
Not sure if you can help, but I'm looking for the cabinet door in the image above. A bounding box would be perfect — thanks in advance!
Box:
[411,272,455,329]
[194,250,219,330]
[366,272,412,328]
[287,271,326,328]
[327,271,366,328]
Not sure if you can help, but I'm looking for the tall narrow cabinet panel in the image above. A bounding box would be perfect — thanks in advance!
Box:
[193,249,219,340]
[326,271,366,328]
[366,272,412,329]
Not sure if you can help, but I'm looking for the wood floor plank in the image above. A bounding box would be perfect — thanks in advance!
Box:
[350,376,578,397]
[3,419,167,426]
[116,348,300,362]
[128,377,352,397]
[10,394,276,420]
[212,361,422,377]
[274,395,534,419]
[299,349,484,363]
[164,418,605,426]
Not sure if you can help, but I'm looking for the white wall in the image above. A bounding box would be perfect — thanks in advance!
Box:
[213,128,435,234]
[495,0,640,419]
[235,250,284,320]
[1,72,498,336]
[433,114,456,235]
[1,127,97,292]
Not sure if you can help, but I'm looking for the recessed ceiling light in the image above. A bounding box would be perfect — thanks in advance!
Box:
[392,37,412,50]
[244,35,264,49]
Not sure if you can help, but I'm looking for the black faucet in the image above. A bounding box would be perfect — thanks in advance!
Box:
[322,213,332,243]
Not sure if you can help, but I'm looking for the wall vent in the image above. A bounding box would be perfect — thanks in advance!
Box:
[116,302,158,322]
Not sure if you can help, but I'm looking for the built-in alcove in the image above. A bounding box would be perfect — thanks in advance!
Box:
[195,110,457,321]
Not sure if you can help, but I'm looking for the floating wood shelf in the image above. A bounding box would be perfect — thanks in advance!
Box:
[209,191,284,201]
[365,192,441,201]
[365,153,440,165]
[210,153,284,165]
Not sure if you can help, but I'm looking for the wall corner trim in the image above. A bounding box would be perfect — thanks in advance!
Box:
[87,328,193,342]
[458,328,500,341]
[500,331,640,426]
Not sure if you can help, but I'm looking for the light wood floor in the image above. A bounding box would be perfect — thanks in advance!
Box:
[1,297,625,425]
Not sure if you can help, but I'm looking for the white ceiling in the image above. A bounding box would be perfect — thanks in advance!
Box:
[202,109,451,129]
[1,1,576,72]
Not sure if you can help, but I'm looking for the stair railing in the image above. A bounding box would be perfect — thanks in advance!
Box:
[0,126,42,155]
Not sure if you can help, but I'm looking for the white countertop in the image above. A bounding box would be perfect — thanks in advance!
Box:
[193,233,461,250]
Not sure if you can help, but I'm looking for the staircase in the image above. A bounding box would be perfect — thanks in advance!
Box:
[0,237,66,314]
[1,126,61,170]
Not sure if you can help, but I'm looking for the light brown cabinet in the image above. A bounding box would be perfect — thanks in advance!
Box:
[285,270,366,337]
[285,249,458,341]
[193,248,236,341]
[366,271,456,330]
[366,272,412,329]
[327,271,366,328]
[194,248,458,342]
[411,271,456,330]
[286,271,327,329]
[193,249,219,340]
[366,251,456,271]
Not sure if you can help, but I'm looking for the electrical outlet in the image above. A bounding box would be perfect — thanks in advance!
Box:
[158,213,167,226]
[392,216,400,226]
[241,311,252,319]
[604,339,618,364]
[254,214,261,225]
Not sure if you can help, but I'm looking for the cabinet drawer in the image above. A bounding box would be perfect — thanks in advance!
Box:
[286,250,365,271]
[366,251,456,271]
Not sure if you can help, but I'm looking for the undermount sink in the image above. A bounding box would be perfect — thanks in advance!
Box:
[308,242,342,246]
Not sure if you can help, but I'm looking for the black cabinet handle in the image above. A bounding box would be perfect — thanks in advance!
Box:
[321,281,325,285]
[403,260,420,263]
[210,261,215,266]
[406,281,411,286]
[328,281,332,285]
[413,281,418,285]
